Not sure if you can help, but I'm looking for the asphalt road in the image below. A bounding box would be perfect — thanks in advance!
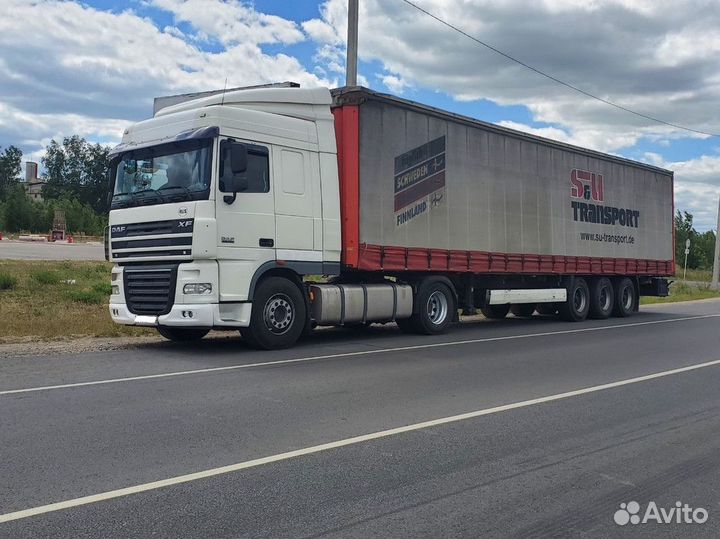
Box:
[0,240,104,260]
[2,300,720,538]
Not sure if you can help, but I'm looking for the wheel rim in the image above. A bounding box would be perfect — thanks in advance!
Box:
[263,293,294,334]
[426,290,449,325]
[573,287,587,313]
[622,286,633,310]
[599,286,611,312]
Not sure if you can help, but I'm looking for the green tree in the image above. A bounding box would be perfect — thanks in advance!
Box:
[0,145,22,200]
[674,210,717,270]
[694,229,717,269]
[42,136,110,213]
[1,184,38,231]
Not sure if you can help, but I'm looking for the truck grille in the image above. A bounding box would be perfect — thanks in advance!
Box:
[110,219,194,261]
[123,265,178,316]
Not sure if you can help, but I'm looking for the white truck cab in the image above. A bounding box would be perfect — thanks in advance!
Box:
[108,87,342,346]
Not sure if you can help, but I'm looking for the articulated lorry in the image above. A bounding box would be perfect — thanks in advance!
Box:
[107,86,673,349]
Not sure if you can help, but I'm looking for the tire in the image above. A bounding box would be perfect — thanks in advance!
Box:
[589,277,614,319]
[510,304,535,318]
[157,327,209,342]
[558,277,590,322]
[612,277,636,317]
[240,276,307,350]
[536,303,558,316]
[481,304,510,319]
[405,280,456,335]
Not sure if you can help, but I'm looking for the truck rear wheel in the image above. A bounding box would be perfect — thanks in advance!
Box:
[241,276,307,350]
[612,277,636,317]
[589,277,614,319]
[404,280,455,335]
[510,304,535,318]
[481,304,510,319]
[157,327,209,342]
[559,278,590,322]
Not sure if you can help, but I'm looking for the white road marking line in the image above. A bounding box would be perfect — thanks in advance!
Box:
[2,357,720,524]
[1,314,718,397]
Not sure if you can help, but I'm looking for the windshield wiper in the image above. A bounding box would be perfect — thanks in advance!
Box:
[131,189,163,205]
[157,185,191,196]
[157,184,207,202]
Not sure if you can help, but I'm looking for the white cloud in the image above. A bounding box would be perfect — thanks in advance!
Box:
[150,0,305,46]
[306,0,720,142]
[306,0,720,228]
[0,0,329,166]
[379,74,410,94]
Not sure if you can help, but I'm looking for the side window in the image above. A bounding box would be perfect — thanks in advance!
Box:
[219,141,270,193]
[280,149,305,195]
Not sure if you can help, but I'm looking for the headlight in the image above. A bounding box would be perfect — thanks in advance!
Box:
[183,283,212,295]
[111,285,120,295]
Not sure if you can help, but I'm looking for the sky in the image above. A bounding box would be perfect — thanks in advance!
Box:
[1,0,719,229]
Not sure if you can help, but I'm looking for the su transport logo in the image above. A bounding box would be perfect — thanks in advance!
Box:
[569,168,641,229]
[613,501,708,526]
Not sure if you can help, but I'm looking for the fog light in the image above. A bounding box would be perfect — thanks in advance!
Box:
[111,285,120,295]
[183,283,212,295]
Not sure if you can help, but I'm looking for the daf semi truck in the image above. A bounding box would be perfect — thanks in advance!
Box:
[107,86,673,349]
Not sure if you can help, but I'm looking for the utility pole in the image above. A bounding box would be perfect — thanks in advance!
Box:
[712,196,720,289]
[346,0,359,86]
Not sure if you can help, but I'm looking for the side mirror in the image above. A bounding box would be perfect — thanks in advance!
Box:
[229,144,248,174]
[220,175,248,194]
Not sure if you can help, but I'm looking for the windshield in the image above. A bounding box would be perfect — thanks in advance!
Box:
[111,139,212,209]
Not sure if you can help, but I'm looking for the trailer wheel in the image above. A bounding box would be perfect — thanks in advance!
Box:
[481,304,510,319]
[405,280,455,335]
[536,303,558,316]
[559,278,590,322]
[157,327,209,342]
[612,277,636,317]
[241,276,306,349]
[589,277,614,319]
[510,304,536,318]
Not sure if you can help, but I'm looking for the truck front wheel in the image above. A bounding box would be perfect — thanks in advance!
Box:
[559,277,590,322]
[241,276,307,350]
[157,327,209,342]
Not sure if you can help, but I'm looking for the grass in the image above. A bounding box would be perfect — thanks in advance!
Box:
[674,268,712,282]
[31,270,61,285]
[0,273,17,290]
[0,260,152,340]
[641,282,720,305]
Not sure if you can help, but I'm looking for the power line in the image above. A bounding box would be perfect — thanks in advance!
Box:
[400,0,719,138]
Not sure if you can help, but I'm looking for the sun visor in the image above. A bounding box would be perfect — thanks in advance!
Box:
[109,126,219,156]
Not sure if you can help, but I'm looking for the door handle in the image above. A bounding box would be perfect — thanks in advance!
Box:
[259,238,274,247]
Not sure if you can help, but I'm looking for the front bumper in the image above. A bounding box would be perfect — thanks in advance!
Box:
[110,261,253,328]
[109,302,252,328]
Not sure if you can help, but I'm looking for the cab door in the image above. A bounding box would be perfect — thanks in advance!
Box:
[215,139,276,300]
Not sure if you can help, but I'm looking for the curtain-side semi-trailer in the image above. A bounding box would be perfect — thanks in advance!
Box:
[107,86,673,349]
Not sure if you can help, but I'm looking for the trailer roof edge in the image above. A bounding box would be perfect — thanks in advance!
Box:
[331,86,674,177]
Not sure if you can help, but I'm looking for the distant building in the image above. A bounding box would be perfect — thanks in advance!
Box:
[21,162,46,201]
